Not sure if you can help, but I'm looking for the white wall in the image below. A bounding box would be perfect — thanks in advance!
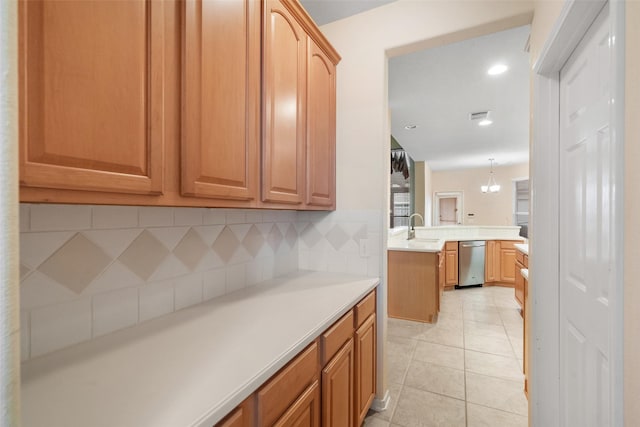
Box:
[431,163,529,226]
[321,0,534,401]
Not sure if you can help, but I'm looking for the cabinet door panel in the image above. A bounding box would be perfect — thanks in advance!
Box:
[322,339,354,427]
[274,381,320,427]
[445,250,458,286]
[182,0,259,200]
[500,248,516,283]
[355,314,376,426]
[262,0,306,204]
[306,39,335,208]
[19,0,163,195]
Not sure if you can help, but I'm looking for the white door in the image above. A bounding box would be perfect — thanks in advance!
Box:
[559,4,614,426]
[439,197,457,225]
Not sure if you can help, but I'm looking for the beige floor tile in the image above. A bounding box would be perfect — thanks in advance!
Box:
[463,309,503,325]
[465,350,524,381]
[363,415,391,427]
[388,351,412,385]
[466,403,528,427]
[464,320,508,339]
[404,360,465,400]
[414,341,465,370]
[464,333,516,358]
[371,382,403,422]
[419,324,464,348]
[465,372,528,416]
[388,318,425,339]
[392,386,465,427]
[498,307,523,324]
[510,335,524,358]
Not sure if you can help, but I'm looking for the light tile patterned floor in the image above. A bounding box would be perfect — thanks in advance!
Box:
[364,285,528,427]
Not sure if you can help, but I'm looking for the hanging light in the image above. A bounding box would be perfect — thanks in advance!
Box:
[481,158,500,193]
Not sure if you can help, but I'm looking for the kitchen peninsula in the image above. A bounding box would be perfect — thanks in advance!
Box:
[387,226,523,323]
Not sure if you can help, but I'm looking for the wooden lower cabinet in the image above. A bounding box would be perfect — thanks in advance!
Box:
[218,396,255,427]
[220,290,377,427]
[321,340,354,427]
[485,240,522,286]
[354,314,376,426]
[275,381,321,427]
[388,250,439,323]
[444,241,458,288]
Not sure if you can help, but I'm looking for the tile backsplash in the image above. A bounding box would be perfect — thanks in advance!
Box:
[20,204,381,360]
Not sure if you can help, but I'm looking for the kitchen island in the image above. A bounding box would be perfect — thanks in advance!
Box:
[21,271,379,427]
[387,226,523,323]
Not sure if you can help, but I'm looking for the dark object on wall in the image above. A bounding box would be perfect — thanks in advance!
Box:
[391,150,409,179]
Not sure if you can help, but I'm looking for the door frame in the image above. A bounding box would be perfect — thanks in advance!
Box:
[433,191,463,226]
[531,0,625,425]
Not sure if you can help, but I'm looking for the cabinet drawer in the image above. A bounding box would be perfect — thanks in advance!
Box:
[355,291,376,328]
[257,341,319,426]
[499,240,521,250]
[215,395,254,427]
[515,250,525,265]
[321,310,354,365]
[444,241,457,251]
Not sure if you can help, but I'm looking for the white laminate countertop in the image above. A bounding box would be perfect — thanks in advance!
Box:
[514,243,529,255]
[387,226,523,253]
[21,271,379,427]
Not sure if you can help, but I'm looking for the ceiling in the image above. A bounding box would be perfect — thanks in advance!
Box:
[299,0,397,26]
[389,25,531,171]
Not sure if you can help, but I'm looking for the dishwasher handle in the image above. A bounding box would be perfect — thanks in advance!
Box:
[460,242,486,248]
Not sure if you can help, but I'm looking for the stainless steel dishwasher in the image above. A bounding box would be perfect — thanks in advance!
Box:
[458,240,486,287]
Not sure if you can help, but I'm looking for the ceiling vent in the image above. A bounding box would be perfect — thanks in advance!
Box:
[469,111,489,121]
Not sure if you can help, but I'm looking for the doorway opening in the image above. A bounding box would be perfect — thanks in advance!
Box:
[433,191,463,226]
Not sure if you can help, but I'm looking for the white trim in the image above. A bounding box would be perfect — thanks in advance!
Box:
[531,1,625,425]
[433,191,463,226]
[370,388,391,412]
[0,0,21,425]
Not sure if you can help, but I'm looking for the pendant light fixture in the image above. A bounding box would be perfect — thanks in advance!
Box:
[481,158,500,193]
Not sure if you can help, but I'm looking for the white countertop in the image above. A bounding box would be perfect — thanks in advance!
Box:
[387,226,523,253]
[521,268,529,280]
[21,271,379,427]
[514,243,529,255]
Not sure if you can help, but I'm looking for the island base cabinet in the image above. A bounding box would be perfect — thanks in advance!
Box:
[321,340,354,427]
[387,251,439,323]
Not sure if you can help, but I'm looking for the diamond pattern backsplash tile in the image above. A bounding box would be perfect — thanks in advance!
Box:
[38,233,112,294]
[173,228,208,270]
[212,226,241,263]
[118,230,170,281]
[19,204,380,361]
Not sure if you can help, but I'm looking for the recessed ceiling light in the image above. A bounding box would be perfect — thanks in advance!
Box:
[404,124,418,130]
[487,64,508,75]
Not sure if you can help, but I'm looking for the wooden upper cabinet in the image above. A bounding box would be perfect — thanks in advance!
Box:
[182,0,259,201]
[19,0,164,195]
[262,0,307,204]
[305,39,336,208]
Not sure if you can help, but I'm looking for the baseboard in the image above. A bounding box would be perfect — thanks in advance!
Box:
[370,389,391,412]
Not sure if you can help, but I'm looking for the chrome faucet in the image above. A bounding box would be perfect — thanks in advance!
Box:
[407,213,424,240]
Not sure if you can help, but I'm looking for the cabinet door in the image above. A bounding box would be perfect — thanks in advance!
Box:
[484,240,496,283]
[216,396,255,427]
[514,261,524,308]
[322,339,354,427]
[305,38,336,208]
[499,248,517,283]
[355,314,376,426]
[19,0,164,195]
[182,0,259,200]
[274,381,320,427]
[262,0,306,204]
[445,250,458,286]
[438,253,445,298]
